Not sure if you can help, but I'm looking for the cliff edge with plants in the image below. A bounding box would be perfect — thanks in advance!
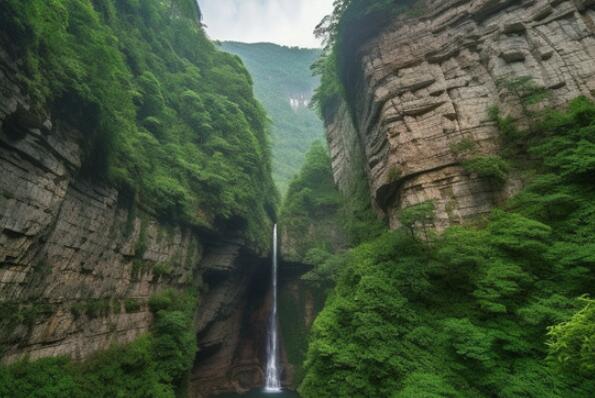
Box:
[0,1,277,396]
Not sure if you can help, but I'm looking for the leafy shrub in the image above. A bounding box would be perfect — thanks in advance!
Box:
[547,297,595,377]
[124,299,142,313]
[387,165,403,183]
[394,372,458,398]
[449,137,478,157]
[497,76,550,121]
[152,263,173,279]
[462,155,510,184]
[399,201,435,238]
[0,357,80,398]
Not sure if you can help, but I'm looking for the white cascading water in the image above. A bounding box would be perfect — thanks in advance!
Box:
[265,224,282,392]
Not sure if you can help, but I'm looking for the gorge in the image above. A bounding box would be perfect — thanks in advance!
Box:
[1,0,595,398]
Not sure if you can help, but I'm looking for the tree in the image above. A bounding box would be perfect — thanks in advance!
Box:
[399,201,435,239]
[547,297,595,377]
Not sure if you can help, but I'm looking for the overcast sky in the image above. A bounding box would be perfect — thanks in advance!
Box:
[199,0,335,48]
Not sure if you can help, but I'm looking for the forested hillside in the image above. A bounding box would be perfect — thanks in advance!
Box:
[300,98,595,397]
[221,42,324,193]
[0,0,277,247]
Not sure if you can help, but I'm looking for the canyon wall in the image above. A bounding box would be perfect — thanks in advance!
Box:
[0,47,270,395]
[327,0,595,229]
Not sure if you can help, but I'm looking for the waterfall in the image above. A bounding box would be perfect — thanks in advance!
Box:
[265,224,282,392]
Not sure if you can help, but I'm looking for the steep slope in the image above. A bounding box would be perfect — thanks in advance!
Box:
[220,42,324,193]
[320,0,595,229]
[299,0,595,397]
[0,0,276,396]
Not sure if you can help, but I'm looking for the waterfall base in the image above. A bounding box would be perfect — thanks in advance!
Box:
[215,388,300,398]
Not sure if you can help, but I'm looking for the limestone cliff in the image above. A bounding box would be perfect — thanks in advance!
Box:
[326,0,595,229]
[0,46,269,396]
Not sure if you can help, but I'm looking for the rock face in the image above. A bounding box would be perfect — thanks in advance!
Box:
[327,0,595,229]
[277,263,325,389]
[189,242,270,397]
[0,45,270,396]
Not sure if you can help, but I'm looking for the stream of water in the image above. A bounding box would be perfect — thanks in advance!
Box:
[215,225,300,398]
[264,224,281,392]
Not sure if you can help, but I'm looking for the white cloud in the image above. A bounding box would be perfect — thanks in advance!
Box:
[199,0,335,48]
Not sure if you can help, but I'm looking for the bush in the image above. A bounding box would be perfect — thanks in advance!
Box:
[153,263,173,278]
[462,155,510,184]
[124,299,142,313]
[399,201,436,238]
[547,297,595,377]
[449,137,477,157]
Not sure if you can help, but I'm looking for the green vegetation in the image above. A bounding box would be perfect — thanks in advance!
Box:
[0,289,197,398]
[0,0,276,247]
[498,76,550,122]
[399,201,436,239]
[124,299,142,314]
[220,42,324,194]
[299,98,595,397]
[449,137,478,156]
[548,296,595,378]
[280,133,384,284]
[153,263,174,279]
[70,299,112,319]
[278,139,382,383]
[448,135,510,186]
[0,302,53,335]
[462,155,510,185]
[280,141,343,265]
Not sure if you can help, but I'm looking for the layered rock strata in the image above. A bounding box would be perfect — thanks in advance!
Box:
[190,243,270,397]
[0,43,271,395]
[327,0,595,229]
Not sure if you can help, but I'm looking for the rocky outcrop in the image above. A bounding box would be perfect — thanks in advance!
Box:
[190,242,270,397]
[327,0,595,230]
[0,43,201,362]
[0,42,272,396]
[277,264,324,389]
[326,102,365,197]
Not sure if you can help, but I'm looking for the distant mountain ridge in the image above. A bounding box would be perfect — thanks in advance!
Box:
[220,41,324,194]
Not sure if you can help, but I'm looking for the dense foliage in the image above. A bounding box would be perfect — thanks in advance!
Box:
[280,141,342,261]
[299,98,595,397]
[221,42,324,194]
[0,0,277,246]
[0,289,197,398]
[280,137,384,279]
